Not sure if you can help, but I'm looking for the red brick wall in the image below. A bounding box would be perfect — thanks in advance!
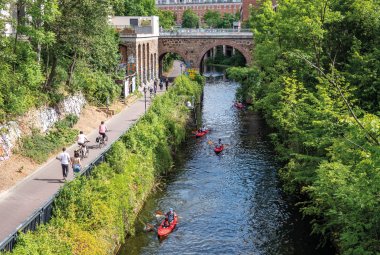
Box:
[241,0,257,22]
[158,0,277,25]
[241,0,277,21]
[158,3,242,25]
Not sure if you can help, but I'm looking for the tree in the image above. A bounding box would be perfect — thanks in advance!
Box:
[203,10,221,28]
[218,13,238,28]
[158,10,176,29]
[114,0,156,16]
[228,0,380,253]
[182,9,199,28]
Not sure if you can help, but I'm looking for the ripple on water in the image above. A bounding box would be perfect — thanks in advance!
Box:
[118,82,334,255]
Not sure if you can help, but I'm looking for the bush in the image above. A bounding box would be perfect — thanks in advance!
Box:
[18,115,79,163]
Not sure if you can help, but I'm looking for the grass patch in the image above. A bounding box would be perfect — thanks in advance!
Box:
[18,114,79,163]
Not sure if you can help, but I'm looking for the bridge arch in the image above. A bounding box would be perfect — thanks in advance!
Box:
[196,42,252,69]
[158,50,187,77]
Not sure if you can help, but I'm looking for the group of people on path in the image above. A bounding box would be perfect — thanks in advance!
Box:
[55,76,172,182]
[56,121,108,181]
[151,78,170,94]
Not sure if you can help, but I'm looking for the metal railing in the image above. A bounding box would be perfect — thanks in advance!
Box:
[159,28,252,36]
[0,130,129,252]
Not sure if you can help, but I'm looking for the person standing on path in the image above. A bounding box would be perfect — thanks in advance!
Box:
[71,150,81,175]
[56,147,71,181]
[165,78,169,91]
[154,79,158,94]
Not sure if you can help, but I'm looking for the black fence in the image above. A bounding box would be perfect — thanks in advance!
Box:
[0,133,124,252]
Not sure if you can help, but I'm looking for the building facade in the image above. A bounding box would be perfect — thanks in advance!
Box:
[111,16,160,91]
[157,0,244,25]
[156,0,277,25]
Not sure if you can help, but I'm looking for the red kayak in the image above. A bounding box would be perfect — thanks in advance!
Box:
[195,129,210,137]
[214,145,224,153]
[157,215,178,238]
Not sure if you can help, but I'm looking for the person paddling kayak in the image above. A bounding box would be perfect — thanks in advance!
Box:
[157,208,178,237]
[162,216,170,228]
[214,139,224,153]
[215,138,222,148]
[166,208,176,222]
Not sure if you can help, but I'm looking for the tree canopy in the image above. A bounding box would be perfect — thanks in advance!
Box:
[228,0,380,253]
[203,10,240,28]
[182,9,199,28]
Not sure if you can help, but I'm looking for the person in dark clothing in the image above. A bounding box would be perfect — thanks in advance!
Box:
[166,208,175,222]
[165,78,169,91]
[215,138,222,149]
[154,79,158,94]
[159,80,163,90]
[162,216,170,228]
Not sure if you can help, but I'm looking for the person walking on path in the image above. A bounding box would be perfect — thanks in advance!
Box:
[71,151,81,175]
[154,79,158,94]
[56,147,71,181]
[159,79,164,90]
[165,78,169,91]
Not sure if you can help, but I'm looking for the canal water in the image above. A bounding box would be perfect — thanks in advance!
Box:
[119,82,334,255]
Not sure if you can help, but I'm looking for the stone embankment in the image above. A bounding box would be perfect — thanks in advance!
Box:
[0,93,86,162]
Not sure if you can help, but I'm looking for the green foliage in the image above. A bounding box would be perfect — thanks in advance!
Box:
[6,76,203,255]
[182,9,199,28]
[158,10,176,29]
[0,0,122,123]
[203,10,221,28]
[203,10,240,28]
[228,0,380,253]
[162,53,181,72]
[72,62,121,106]
[18,115,79,163]
[0,39,46,122]
[115,0,156,16]
[207,50,246,68]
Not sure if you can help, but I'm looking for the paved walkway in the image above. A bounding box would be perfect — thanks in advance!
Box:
[0,87,166,243]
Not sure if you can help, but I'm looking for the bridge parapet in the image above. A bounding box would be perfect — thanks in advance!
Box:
[159,28,253,38]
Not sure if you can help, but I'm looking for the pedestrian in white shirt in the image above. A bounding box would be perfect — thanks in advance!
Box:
[56,147,71,181]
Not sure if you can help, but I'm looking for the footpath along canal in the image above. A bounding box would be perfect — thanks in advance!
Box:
[118,81,335,255]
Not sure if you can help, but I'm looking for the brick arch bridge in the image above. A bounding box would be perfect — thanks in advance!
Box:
[158,29,253,73]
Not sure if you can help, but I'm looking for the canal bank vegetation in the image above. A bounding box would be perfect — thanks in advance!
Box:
[228,0,380,254]
[3,75,204,255]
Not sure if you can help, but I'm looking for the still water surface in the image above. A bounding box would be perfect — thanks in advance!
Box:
[119,82,334,255]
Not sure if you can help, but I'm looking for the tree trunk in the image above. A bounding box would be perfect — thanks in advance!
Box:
[66,51,77,87]
[45,55,57,90]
